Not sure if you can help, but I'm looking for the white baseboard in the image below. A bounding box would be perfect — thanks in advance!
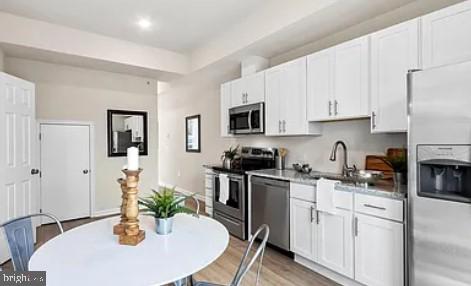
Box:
[159,182,206,202]
[92,208,120,217]
[294,255,362,286]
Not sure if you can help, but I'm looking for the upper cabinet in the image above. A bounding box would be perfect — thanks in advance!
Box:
[307,36,369,121]
[370,19,419,133]
[124,116,144,142]
[334,36,370,119]
[220,82,232,137]
[230,72,265,107]
[307,49,333,121]
[265,57,321,136]
[422,0,471,69]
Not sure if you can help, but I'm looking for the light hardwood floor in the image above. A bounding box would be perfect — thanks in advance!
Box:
[1,213,337,286]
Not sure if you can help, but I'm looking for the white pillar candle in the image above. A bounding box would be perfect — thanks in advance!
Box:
[127,147,139,171]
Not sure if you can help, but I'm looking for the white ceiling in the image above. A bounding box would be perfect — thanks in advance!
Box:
[0,0,266,53]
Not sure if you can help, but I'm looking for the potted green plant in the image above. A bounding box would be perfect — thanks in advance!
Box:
[138,187,194,235]
[221,145,239,169]
[382,151,408,188]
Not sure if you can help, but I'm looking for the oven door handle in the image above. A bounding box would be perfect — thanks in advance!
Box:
[248,110,252,131]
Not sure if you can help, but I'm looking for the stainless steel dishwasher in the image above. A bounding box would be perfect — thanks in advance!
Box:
[251,176,290,251]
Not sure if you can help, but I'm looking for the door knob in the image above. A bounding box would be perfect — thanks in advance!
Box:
[83,169,89,174]
[31,169,40,175]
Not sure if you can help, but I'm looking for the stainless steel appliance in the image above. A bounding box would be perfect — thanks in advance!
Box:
[251,176,290,251]
[212,147,276,240]
[229,103,264,134]
[409,62,471,285]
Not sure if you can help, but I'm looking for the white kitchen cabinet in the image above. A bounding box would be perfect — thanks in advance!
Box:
[307,36,369,121]
[316,209,354,278]
[333,36,370,119]
[422,0,471,69]
[220,82,232,137]
[124,116,144,142]
[265,57,321,136]
[307,49,334,121]
[354,213,404,286]
[230,72,265,107]
[370,19,419,133]
[290,198,317,260]
[204,168,215,216]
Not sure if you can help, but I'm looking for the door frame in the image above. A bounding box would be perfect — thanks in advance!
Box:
[38,120,96,219]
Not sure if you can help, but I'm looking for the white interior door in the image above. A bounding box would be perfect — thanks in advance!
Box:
[0,72,39,263]
[40,124,91,221]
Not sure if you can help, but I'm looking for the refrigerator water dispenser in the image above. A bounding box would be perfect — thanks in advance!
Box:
[417,145,471,203]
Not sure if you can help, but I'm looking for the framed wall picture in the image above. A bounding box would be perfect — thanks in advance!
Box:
[107,109,148,157]
[186,115,201,153]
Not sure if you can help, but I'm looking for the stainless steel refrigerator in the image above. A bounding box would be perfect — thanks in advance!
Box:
[409,61,471,285]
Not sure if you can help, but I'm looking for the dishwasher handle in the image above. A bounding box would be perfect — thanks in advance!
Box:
[251,176,289,189]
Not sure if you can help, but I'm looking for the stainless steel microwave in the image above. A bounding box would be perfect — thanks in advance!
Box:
[229,103,264,134]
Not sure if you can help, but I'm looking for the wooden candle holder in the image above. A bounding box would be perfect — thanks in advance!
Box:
[113,178,128,235]
[117,169,145,246]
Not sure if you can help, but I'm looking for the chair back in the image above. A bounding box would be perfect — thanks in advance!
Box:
[0,213,63,271]
[231,224,270,286]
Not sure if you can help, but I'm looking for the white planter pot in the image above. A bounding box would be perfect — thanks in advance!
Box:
[155,216,174,235]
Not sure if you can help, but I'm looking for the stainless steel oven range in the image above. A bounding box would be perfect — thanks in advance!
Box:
[212,147,276,240]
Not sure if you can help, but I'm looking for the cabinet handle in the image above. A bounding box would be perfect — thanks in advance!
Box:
[245,93,248,103]
[328,100,332,116]
[310,206,314,223]
[282,120,286,133]
[372,111,377,129]
[316,210,320,224]
[354,216,358,236]
[363,204,386,211]
[278,120,282,133]
[334,100,338,115]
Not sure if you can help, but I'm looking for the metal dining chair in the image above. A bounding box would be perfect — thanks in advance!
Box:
[0,213,64,271]
[191,224,270,286]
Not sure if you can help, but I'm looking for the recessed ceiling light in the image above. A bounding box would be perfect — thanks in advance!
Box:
[137,18,152,30]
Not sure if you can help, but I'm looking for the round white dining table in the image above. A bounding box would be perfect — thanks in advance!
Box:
[29,214,229,286]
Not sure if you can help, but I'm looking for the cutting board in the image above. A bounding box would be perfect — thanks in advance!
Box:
[365,155,394,180]
[365,148,406,185]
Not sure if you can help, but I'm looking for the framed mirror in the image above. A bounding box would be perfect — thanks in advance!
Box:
[186,115,201,153]
[107,109,148,157]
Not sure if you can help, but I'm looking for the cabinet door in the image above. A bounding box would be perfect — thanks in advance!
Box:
[371,19,419,133]
[220,82,232,137]
[245,72,265,104]
[307,49,334,121]
[354,214,404,286]
[316,209,354,278]
[333,36,369,119]
[265,67,283,136]
[230,78,245,107]
[290,199,316,260]
[422,1,471,68]
[279,57,308,135]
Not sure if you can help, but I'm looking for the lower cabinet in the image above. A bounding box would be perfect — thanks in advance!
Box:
[290,194,405,286]
[316,209,354,278]
[290,198,316,260]
[354,213,404,286]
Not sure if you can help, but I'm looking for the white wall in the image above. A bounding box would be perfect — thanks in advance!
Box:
[5,57,159,213]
